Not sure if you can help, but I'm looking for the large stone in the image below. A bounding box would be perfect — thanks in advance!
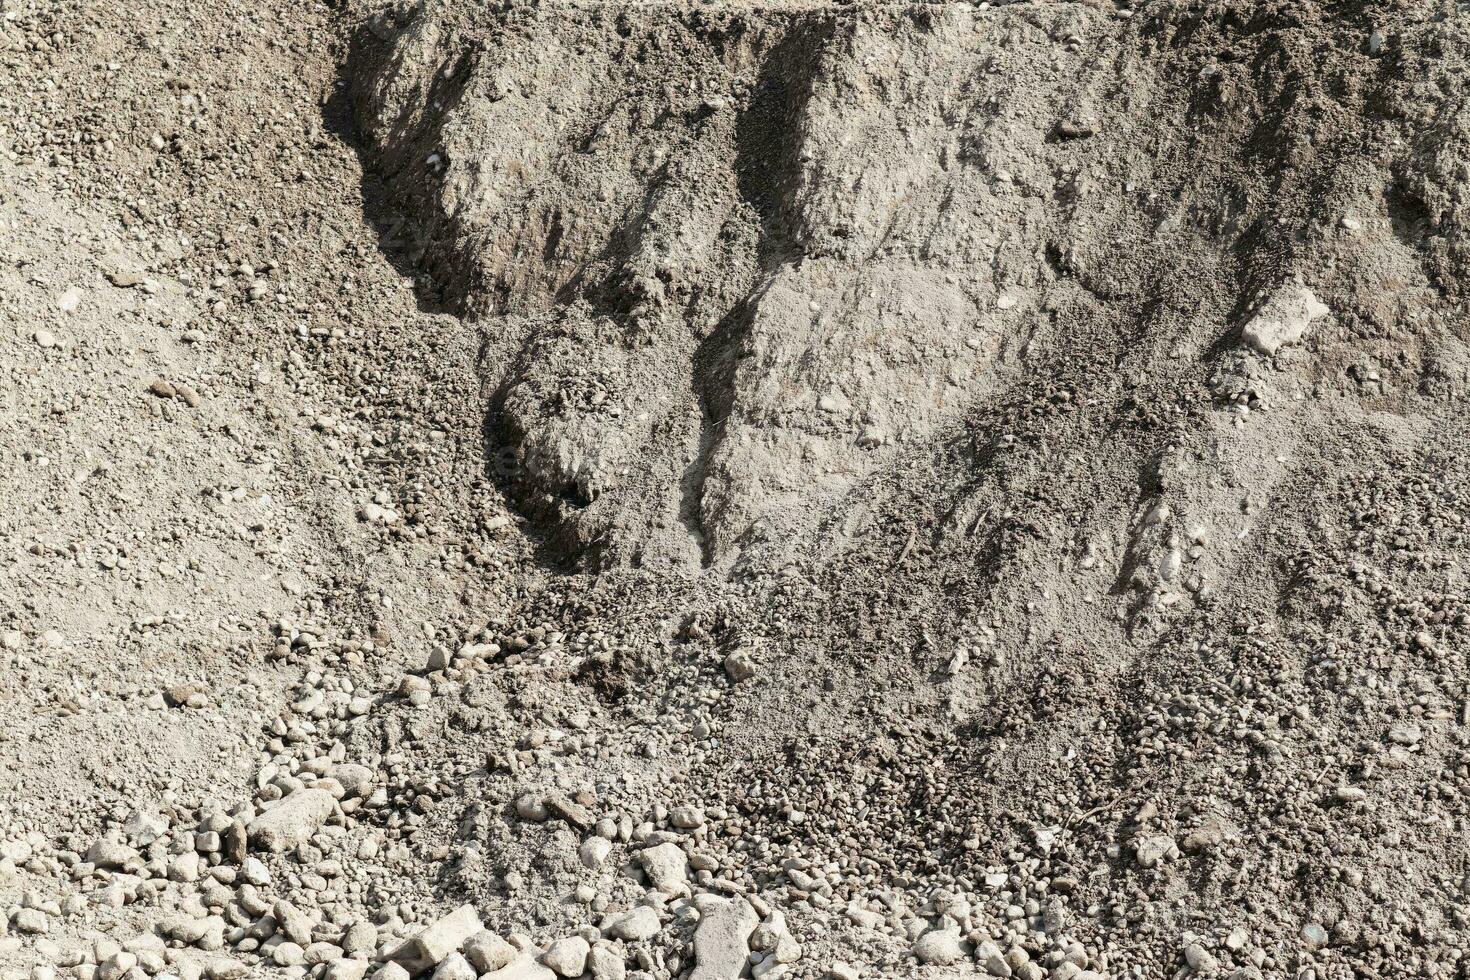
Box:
[87,837,139,870]
[636,842,688,892]
[326,961,370,980]
[248,789,336,853]
[433,953,478,980]
[1240,283,1329,355]
[913,927,964,966]
[483,953,557,980]
[541,937,590,978]
[689,899,758,980]
[463,931,516,973]
[602,906,661,942]
[273,900,315,946]
[389,906,483,974]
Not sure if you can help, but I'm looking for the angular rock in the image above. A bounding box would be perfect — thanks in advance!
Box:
[87,837,139,870]
[603,906,661,942]
[689,898,758,980]
[433,952,478,980]
[483,953,557,980]
[541,937,590,978]
[342,921,378,958]
[636,842,688,892]
[273,900,315,946]
[248,789,335,853]
[389,905,483,974]
[545,794,593,829]
[329,764,376,797]
[463,931,516,974]
[588,946,626,980]
[1240,283,1328,356]
[327,961,371,980]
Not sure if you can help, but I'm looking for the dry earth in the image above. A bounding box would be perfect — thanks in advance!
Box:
[5,2,1470,980]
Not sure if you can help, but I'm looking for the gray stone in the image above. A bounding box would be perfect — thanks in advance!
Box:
[248,789,335,853]
[636,842,688,892]
[913,928,964,966]
[603,906,661,942]
[541,937,590,978]
[433,953,477,980]
[689,899,758,980]
[326,961,370,980]
[463,931,516,974]
[273,900,314,946]
[1240,283,1328,356]
[389,905,483,973]
[589,946,626,980]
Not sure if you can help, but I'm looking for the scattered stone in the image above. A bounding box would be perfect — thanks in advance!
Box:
[545,793,592,829]
[32,329,57,348]
[1300,922,1330,951]
[1134,834,1177,868]
[579,836,612,869]
[723,650,756,683]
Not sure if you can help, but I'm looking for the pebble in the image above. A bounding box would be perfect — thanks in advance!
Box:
[32,329,57,348]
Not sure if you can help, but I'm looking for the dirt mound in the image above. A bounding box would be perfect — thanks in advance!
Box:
[6,1,1470,980]
[341,0,1470,974]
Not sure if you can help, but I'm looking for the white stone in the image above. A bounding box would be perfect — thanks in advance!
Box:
[1240,283,1328,355]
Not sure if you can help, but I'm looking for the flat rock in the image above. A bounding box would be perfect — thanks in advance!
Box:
[248,789,335,853]
[603,906,661,942]
[483,953,557,980]
[689,898,758,980]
